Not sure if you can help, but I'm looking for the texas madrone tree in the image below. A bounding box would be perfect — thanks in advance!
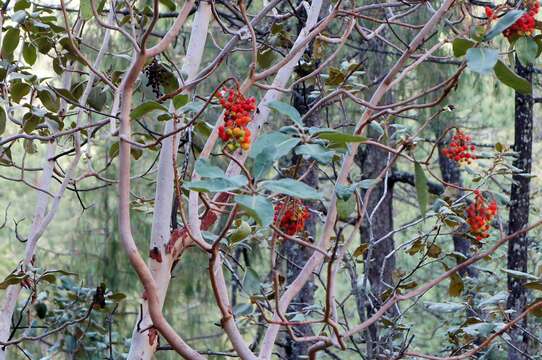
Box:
[0,0,541,359]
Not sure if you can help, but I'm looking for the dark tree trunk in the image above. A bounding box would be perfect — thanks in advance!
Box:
[282,84,319,359]
[507,60,533,360]
[356,138,396,359]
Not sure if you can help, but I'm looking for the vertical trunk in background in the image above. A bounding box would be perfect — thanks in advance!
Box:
[355,38,395,358]
[356,137,395,358]
[282,84,319,359]
[507,60,533,360]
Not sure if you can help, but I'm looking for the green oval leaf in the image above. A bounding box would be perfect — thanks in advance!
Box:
[515,36,538,66]
[261,178,322,200]
[234,195,274,226]
[267,100,302,126]
[494,60,532,94]
[414,162,429,216]
[130,101,168,120]
[1,28,20,57]
[466,47,499,74]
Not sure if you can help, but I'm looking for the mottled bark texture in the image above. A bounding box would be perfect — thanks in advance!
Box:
[281,83,319,359]
[507,60,533,360]
[354,37,396,358]
[356,133,396,358]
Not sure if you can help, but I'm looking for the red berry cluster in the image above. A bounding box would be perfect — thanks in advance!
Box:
[466,190,498,241]
[503,1,539,38]
[442,130,476,164]
[217,88,256,152]
[274,199,310,236]
[485,6,495,20]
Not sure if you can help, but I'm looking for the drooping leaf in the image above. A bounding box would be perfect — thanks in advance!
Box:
[414,162,429,216]
[501,269,539,280]
[424,301,465,313]
[194,158,224,178]
[515,36,538,66]
[257,46,275,69]
[466,47,499,74]
[452,38,475,57]
[449,273,464,297]
[37,88,60,112]
[87,87,107,111]
[313,130,367,144]
[261,179,322,200]
[267,100,302,126]
[249,132,299,160]
[22,42,37,65]
[130,101,168,120]
[183,175,248,193]
[484,10,525,40]
[234,195,274,226]
[80,0,93,20]
[494,60,532,94]
[337,197,356,221]
[295,144,335,164]
[251,147,276,180]
[1,28,20,57]
[172,94,189,109]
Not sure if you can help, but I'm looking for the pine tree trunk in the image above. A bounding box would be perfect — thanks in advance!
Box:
[507,59,533,360]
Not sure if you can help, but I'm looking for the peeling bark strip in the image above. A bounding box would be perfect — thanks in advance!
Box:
[126,2,211,358]
[507,59,534,360]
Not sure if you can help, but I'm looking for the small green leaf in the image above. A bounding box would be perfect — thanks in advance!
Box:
[1,28,20,57]
[235,195,274,226]
[87,87,107,111]
[414,162,429,216]
[251,148,276,180]
[485,10,525,40]
[525,282,542,291]
[37,88,60,112]
[425,301,465,313]
[353,243,368,258]
[183,176,248,193]
[10,82,31,103]
[109,293,127,301]
[80,0,93,20]
[494,60,532,94]
[261,178,322,200]
[466,48,499,74]
[295,144,335,164]
[249,132,299,160]
[267,100,302,126]
[337,197,356,221]
[501,269,539,280]
[159,0,176,11]
[173,94,189,109]
[452,38,475,57]
[22,42,37,65]
[515,36,538,66]
[448,273,464,297]
[194,158,224,178]
[257,46,275,69]
[130,101,168,120]
[313,130,367,144]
